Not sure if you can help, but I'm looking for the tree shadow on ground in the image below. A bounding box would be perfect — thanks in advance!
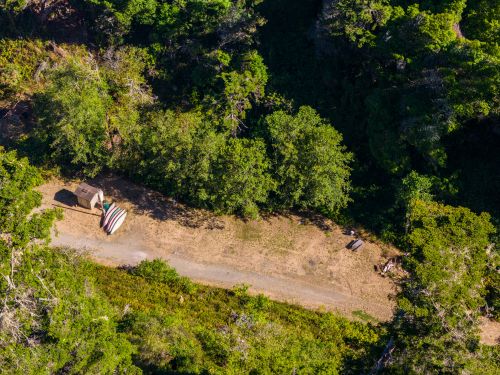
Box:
[85,174,337,233]
[53,188,77,206]
[1,1,89,44]
[87,174,225,230]
[298,211,333,232]
[259,209,333,232]
[0,100,33,147]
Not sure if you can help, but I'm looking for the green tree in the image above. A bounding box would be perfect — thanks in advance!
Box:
[133,110,274,217]
[33,48,151,177]
[265,106,352,215]
[0,39,47,102]
[396,171,433,233]
[462,0,500,47]
[0,148,60,248]
[389,200,497,373]
[219,50,268,134]
[133,109,224,206]
[316,0,499,176]
[319,0,396,47]
[101,46,153,157]
[131,259,196,294]
[210,137,275,218]
[33,60,111,176]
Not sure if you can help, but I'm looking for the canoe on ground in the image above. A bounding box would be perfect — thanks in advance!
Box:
[102,204,127,235]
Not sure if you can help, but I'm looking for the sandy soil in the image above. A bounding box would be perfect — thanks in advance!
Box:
[479,317,500,346]
[39,175,401,321]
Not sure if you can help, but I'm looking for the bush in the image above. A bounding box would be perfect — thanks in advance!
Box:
[131,259,197,294]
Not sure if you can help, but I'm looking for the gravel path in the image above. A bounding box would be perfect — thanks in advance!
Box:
[52,231,392,320]
[42,177,397,321]
[52,232,500,344]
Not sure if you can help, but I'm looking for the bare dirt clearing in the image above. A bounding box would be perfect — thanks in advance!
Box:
[39,175,400,320]
[479,317,500,346]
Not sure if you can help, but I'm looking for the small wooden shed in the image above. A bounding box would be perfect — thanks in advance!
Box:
[74,182,102,209]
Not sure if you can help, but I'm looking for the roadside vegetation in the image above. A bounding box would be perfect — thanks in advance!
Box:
[0,0,498,373]
[0,149,379,374]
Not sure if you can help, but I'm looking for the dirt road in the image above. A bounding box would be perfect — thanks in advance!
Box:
[40,176,399,321]
[53,231,391,317]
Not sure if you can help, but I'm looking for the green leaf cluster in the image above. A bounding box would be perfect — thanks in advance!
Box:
[390,200,497,373]
[266,106,353,215]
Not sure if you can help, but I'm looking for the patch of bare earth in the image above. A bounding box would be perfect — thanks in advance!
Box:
[39,175,400,321]
[479,317,500,346]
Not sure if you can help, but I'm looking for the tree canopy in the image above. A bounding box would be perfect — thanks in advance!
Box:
[0,1,498,372]
[391,200,496,373]
[266,106,352,215]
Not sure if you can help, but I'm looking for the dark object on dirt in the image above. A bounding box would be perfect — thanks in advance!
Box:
[346,239,363,250]
[343,227,356,236]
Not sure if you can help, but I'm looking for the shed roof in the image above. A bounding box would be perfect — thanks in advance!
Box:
[74,182,102,201]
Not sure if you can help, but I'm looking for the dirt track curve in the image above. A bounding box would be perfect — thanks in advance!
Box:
[53,231,394,320]
[40,176,399,321]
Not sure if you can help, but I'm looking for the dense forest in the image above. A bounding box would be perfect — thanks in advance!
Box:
[0,0,498,373]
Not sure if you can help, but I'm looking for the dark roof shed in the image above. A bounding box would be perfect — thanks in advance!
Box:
[74,183,101,200]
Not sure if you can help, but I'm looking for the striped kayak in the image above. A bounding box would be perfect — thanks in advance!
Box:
[101,202,115,227]
[102,204,127,235]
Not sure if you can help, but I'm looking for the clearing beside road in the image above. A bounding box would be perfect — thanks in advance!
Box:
[39,175,399,321]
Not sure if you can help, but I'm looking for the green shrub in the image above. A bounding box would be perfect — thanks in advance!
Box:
[131,259,197,294]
